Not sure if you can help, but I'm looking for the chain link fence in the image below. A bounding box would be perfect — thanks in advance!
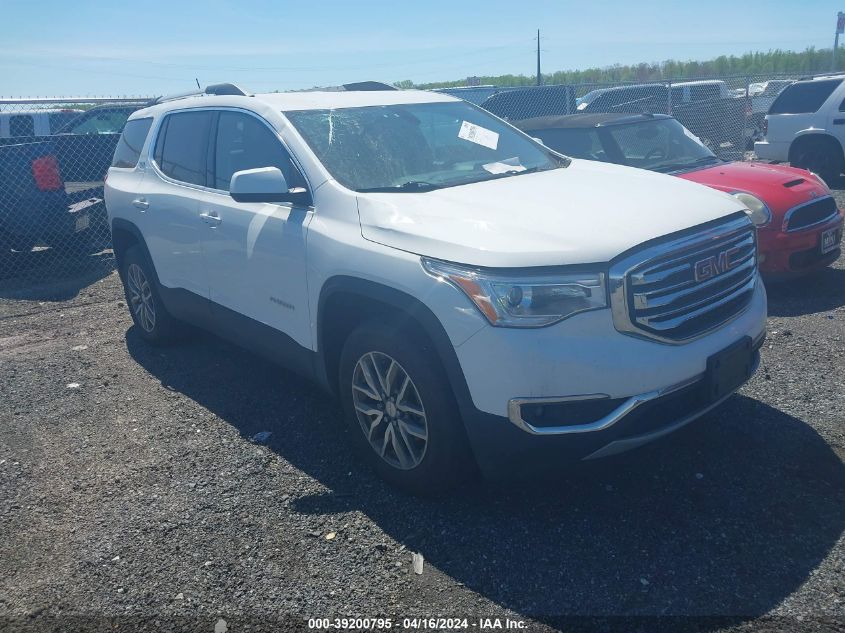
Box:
[437,72,811,160]
[0,97,149,302]
[0,74,822,302]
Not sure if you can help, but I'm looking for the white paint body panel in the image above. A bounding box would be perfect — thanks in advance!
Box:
[357,159,747,268]
[194,188,314,348]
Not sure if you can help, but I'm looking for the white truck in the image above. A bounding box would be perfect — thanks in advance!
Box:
[105,83,767,493]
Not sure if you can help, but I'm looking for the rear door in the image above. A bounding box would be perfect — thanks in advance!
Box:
[141,110,214,300]
[194,109,313,349]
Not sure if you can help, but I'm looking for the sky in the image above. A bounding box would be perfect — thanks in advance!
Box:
[1,0,843,97]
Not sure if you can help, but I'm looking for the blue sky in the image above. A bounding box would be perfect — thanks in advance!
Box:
[1,0,842,97]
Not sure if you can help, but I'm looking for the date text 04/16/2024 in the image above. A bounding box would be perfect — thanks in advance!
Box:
[307,617,528,630]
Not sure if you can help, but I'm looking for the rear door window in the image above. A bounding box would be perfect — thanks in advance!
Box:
[154,111,213,186]
[111,117,153,168]
[9,115,35,137]
[769,80,842,114]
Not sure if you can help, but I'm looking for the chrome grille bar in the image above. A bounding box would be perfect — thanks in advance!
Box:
[609,214,758,344]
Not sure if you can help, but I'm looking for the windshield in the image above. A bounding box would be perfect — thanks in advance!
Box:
[605,118,718,173]
[285,101,566,192]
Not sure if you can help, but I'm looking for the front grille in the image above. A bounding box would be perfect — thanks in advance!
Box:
[610,214,757,342]
[784,196,838,232]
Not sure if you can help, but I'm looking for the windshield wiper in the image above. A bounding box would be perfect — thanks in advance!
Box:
[357,180,441,193]
[651,156,721,173]
[450,164,556,187]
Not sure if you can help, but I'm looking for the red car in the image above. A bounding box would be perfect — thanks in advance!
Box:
[516,113,844,277]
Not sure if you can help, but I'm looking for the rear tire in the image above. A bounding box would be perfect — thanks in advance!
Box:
[338,317,473,495]
[790,137,843,184]
[120,245,183,344]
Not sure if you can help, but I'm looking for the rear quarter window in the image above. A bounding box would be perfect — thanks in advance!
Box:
[111,117,153,168]
[769,79,842,114]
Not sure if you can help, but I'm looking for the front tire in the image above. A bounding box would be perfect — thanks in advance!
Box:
[339,318,473,495]
[120,245,182,344]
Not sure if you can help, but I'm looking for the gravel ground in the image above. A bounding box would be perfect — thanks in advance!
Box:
[1,193,845,633]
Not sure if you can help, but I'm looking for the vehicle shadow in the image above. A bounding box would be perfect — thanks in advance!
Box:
[126,328,845,627]
[0,249,113,301]
[764,262,845,317]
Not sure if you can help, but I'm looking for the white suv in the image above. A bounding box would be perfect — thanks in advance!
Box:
[755,75,845,182]
[105,83,767,493]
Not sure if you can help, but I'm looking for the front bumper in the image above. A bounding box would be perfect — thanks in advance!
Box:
[454,279,767,475]
[758,212,844,276]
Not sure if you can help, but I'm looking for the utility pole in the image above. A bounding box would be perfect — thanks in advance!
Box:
[834,12,845,71]
[536,29,542,86]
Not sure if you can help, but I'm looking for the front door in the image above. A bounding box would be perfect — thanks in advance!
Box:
[196,110,313,350]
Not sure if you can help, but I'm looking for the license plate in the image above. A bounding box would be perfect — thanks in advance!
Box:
[821,227,841,254]
[705,337,753,403]
[74,213,90,233]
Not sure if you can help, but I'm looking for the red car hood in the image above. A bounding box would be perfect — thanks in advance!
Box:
[677,161,829,216]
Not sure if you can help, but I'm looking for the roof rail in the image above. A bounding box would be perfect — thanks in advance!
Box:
[147,83,251,106]
[342,81,398,91]
[205,83,250,96]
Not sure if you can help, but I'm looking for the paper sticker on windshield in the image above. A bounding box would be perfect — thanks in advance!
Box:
[482,157,526,174]
[458,121,499,150]
[683,126,704,145]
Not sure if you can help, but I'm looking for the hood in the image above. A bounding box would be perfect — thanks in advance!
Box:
[677,161,829,216]
[356,159,746,268]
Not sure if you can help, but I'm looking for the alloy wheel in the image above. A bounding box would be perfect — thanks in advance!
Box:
[351,351,428,470]
[126,263,156,333]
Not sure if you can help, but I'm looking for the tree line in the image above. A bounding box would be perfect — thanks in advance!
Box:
[399,47,845,89]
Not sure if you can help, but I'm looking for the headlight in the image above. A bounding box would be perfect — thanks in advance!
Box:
[422,258,607,327]
[731,191,772,227]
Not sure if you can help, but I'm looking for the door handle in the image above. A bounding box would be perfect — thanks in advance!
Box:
[834,119,845,125]
[199,211,222,226]
[132,198,149,211]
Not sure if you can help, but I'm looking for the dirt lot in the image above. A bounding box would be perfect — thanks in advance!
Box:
[1,196,844,633]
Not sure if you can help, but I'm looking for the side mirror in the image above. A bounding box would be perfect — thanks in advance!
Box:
[230,167,311,205]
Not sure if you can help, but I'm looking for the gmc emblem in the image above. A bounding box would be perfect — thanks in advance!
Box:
[694,246,743,282]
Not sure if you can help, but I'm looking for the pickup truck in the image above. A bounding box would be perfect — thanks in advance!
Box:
[0,139,104,269]
[0,109,83,138]
[0,103,145,184]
